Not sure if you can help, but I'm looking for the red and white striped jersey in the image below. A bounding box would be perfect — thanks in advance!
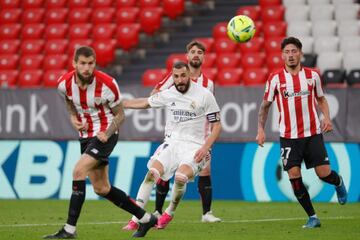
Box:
[155,72,214,93]
[263,67,324,139]
[57,70,121,138]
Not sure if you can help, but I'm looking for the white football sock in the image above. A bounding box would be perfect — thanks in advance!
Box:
[165,182,187,216]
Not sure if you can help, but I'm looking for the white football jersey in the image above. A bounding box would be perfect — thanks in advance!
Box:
[148,82,220,145]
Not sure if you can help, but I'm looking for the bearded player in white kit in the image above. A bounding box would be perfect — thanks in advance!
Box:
[122,61,222,230]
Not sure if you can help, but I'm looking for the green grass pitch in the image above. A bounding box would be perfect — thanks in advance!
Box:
[0,200,359,240]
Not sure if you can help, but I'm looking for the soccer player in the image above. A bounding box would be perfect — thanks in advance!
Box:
[122,61,222,230]
[256,37,347,228]
[151,40,221,224]
[43,46,156,239]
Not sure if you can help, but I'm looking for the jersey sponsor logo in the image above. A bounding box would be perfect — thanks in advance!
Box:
[171,109,197,122]
[283,90,310,98]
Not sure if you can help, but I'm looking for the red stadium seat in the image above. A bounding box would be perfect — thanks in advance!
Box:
[139,0,160,8]
[116,7,139,24]
[259,0,281,7]
[22,8,45,24]
[202,68,218,81]
[69,24,92,40]
[254,21,263,37]
[140,7,163,35]
[193,37,214,52]
[20,40,45,54]
[22,24,45,40]
[68,39,93,56]
[0,9,22,24]
[44,39,68,55]
[213,38,238,54]
[264,37,283,53]
[23,0,44,9]
[45,8,68,24]
[236,6,261,21]
[93,0,114,8]
[202,53,216,68]
[239,37,264,53]
[92,24,116,40]
[116,0,136,8]
[241,52,266,69]
[43,55,68,70]
[43,69,67,87]
[116,23,140,51]
[0,55,19,70]
[68,0,90,8]
[68,8,92,24]
[45,24,68,39]
[0,70,18,88]
[261,6,285,23]
[212,22,228,39]
[166,53,187,70]
[46,0,67,8]
[20,54,44,70]
[18,70,43,88]
[142,68,168,87]
[163,0,184,20]
[243,68,269,86]
[0,24,21,40]
[92,8,115,24]
[263,21,287,38]
[0,40,20,54]
[0,0,21,9]
[93,39,117,67]
[217,68,243,86]
[216,53,241,69]
[266,52,283,72]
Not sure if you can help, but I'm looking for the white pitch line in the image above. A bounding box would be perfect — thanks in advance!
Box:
[0,216,356,228]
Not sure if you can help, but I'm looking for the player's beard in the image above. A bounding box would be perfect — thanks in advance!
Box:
[175,80,190,93]
[189,59,202,68]
[77,71,94,84]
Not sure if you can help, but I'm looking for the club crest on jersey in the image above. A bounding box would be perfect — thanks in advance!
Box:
[190,101,196,109]
[94,97,101,105]
[306,78,314,86]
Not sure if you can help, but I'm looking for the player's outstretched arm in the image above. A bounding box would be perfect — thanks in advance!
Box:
[256,100,272,147]
[122,98,151,109]
[316,96,333,133]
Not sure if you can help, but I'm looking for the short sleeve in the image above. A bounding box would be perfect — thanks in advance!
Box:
[263,73,278,102]
[313,71,324,98]
[104,79,121,108]
[57,78,67,99]
[204,91,220,115]
[148,91,168,108]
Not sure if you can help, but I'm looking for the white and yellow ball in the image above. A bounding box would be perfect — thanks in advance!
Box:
[227,15,256,43]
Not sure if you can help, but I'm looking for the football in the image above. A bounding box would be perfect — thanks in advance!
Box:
[227,15,256,43]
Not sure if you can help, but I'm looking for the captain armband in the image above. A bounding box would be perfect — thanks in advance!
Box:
[206,112,220,123]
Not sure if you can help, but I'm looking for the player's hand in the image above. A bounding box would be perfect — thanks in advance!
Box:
[70,115,88,131]
[256,129,266,147]
[194,147,209,163]
[321,117,333,133]
[96,132,108,143]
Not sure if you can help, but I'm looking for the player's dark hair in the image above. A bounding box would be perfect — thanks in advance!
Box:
[173,61,189,71]
[74,46,96,62]
[281,37,302,50]
[186,40,206,53]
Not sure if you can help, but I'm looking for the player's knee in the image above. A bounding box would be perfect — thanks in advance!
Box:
[72,167,87,180]
[93,185,111,196]
[175,173,188,185]
[149,168,160,182]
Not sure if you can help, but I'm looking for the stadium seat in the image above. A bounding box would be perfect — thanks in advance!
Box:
[166,53,187,70]
[46,0,67,8]
[68,39,93,55]
[0,70,18,88]
[0,54,19,70]
[243,68,269,86]
[0,0,21,9]
[287,21,312,37]
[68,8,92,24]
[217,68,243,86]
[254,22,263,36]
[314,36,339,54]
[202,52,216,68]
[282,0,306,6]
[212,22,228,39]
[339,36,360,53]
[45,8,68,24]
[44,39,68,55]
[239,37,264,53]
[163,0,184,20]
[18,70,43,88]
[322,69,346,85]
[312,21,337,37]
[22,24,45,40]
[23,0,44,9]
[0,24,21,39]
[307,0,330,5]
[335,4,360,21]
[301,53,317,67]
[213,38,238,54]
[193,37,214,52]
[69,24,92,40]
[285,5,309,22]
[93,39,117,67]
[0,9,22,24]
[43,69,67,87]
[93,0,114,8]
[139,7,163,35]
[241,52,266,69]
[261,6,285,23]
[116,7,139,24]
[266,52,283,72]
[116,23,140,51]
[263,21,287,38]
[22,8,45,24]
[343,51,360,73]
[68,0,90,8]
[259,0,281,7]
[346,69,360,86]
[142,68,168,86]
[0,40,20,54]
[93,24,116,40]
[216,53,241,69]
[43,55,68,70]
[139,0,160,8]
[21,40,45,54]
[236,6,261,21]
[92,8,116,24]
[298,36,314,54]
[338,20,360,37]
[20,54,44,70]
[264,37,283,53]
[310,5,334,22]
[202,68,218,81]
[45,24,68,39]
[317,52,343,73]
[116,0,137,8]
